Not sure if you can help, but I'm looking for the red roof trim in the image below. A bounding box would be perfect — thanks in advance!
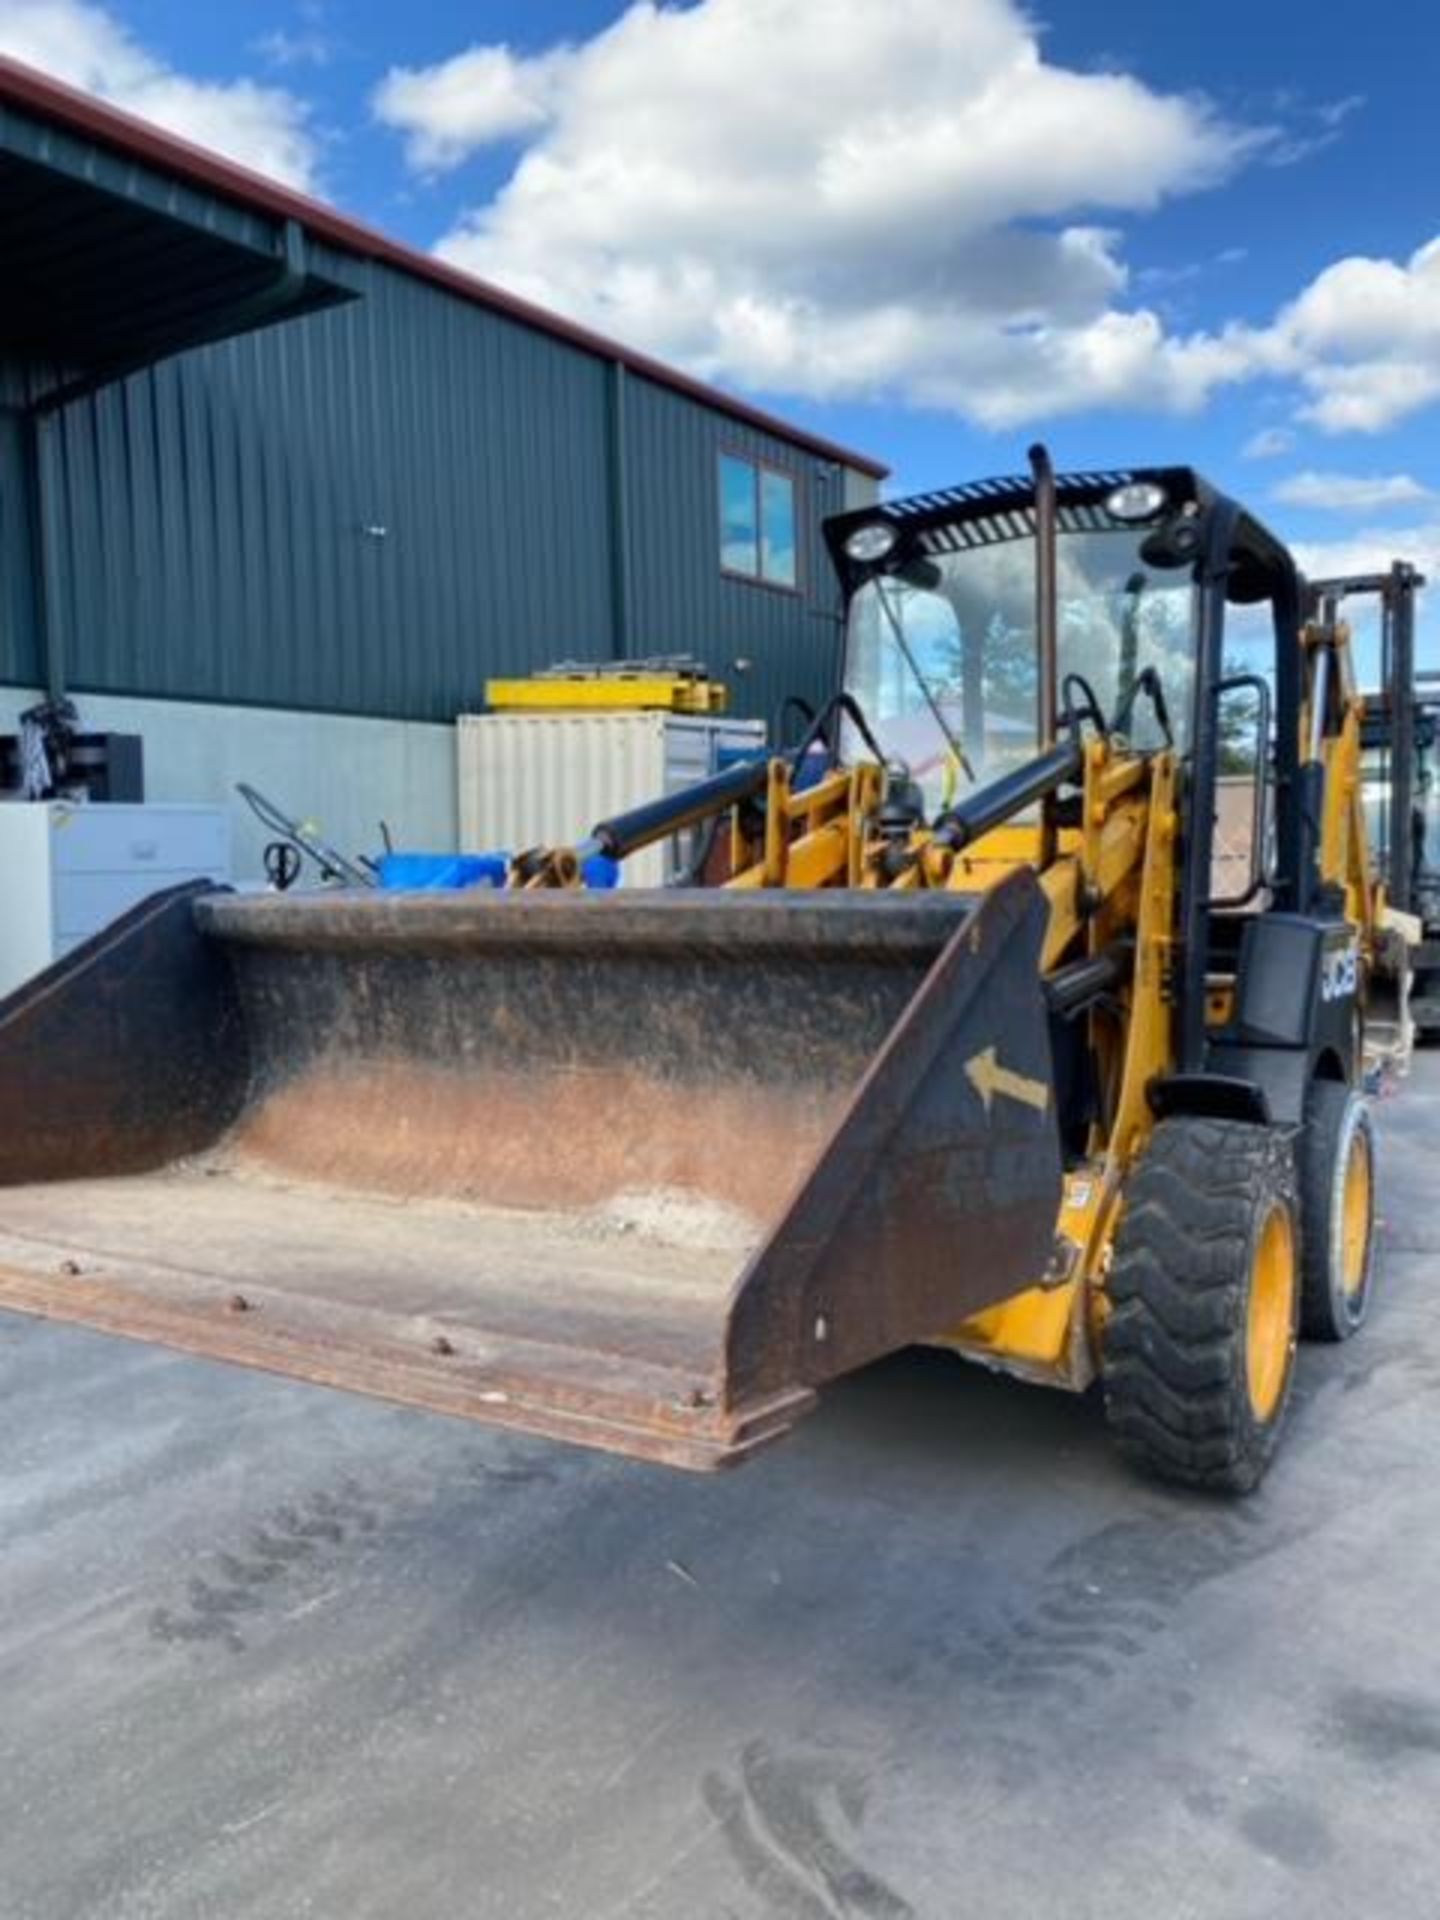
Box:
[0,55,888,480]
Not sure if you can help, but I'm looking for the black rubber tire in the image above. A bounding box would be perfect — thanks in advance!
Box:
[1298,1080,1376,1342]
[1101,1118,1300,1495]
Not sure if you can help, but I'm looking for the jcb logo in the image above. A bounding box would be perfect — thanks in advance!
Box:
[1321,945,1358,1003]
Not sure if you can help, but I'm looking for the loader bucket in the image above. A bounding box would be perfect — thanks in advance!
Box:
[0,871,1061,1469]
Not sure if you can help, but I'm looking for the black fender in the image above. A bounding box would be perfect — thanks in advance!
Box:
[1152,913,1359,1128]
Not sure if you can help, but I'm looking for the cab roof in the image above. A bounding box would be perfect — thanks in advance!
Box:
[824,464,1296,597]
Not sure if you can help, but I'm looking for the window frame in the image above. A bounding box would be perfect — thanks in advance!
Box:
[716,449,802,596]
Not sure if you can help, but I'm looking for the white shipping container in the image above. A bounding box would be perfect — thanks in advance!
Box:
[456,712,766,887]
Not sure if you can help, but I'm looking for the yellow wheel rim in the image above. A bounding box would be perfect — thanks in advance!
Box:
[1246,1205,1296,1423]
[1341,1127,1373,1299]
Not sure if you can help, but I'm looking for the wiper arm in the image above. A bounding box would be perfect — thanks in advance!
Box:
[873,578,976,784]
[1119,569,1145,702]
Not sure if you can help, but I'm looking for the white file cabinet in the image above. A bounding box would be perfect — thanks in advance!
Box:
[0,801,230,999]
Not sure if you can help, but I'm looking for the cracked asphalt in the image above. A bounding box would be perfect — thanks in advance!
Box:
[1,1056,1437,1919]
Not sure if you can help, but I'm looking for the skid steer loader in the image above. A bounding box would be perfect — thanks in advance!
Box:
[0,452,1397,1490]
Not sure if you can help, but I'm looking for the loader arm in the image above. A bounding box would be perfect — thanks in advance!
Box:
[712,720,1178,1388]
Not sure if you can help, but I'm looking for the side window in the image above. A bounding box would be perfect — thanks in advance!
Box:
[719,454,758,577]
[1212,595,1279,907]
[760,469,797,587]
[719,454,798,589]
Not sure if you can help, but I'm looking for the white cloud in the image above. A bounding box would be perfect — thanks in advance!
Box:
[1272,471,1432,512]
[374,0,1266,425]
[1317,93,1366,130]
[1135,246,1248,291]
[374,43,570,169]
[1289,523,1440,586]
[1243,427,1295,458]
[1232,238,1440,439]
[0,0,321,190]
[253,28,336,71]
[372,2,1437,438]
[1264,91,1365,168]
[1261,238,1440,432]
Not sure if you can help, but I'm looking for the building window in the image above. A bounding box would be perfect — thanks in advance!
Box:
[719,453,798,589]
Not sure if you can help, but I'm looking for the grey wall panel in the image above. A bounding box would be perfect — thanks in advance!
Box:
[623,376,847,731]
[0,684,456,878]
[45,260,618,723]
[843,467,883,512]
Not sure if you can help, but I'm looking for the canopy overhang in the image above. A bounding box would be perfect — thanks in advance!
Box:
[0,88,355,410]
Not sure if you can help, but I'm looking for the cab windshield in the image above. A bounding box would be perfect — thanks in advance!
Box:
[843,526,1198,814]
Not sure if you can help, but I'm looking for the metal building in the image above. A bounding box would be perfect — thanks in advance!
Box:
[0,58,884,869]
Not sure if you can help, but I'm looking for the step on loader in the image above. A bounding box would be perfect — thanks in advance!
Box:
[0,451,1407,1490]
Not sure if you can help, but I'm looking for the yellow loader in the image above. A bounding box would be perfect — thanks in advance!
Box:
[0,451,1399,1491]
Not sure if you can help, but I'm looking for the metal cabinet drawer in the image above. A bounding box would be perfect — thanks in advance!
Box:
[53,869,219,944]
[48,805,229,876]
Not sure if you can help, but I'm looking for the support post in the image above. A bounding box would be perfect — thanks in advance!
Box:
[608,359,633,660]
[1388,560,1418,913]
[23,409,64,701]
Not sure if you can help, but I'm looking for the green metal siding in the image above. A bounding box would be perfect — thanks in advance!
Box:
[43,254,618,722]
[1,69,883,732]
[0,101,349,399]
[0,393,40,685]
[8,250,867,728]
[0,96,298,260]
[624,379,849,729]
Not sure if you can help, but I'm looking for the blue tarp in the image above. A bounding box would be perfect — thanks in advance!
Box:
[377,853,506,891]
[377,852,620,891]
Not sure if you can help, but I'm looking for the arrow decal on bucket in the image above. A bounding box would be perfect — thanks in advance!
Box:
[965,1045,1050,1115]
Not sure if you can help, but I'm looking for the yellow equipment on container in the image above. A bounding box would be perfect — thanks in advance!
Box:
[486,656,728,714]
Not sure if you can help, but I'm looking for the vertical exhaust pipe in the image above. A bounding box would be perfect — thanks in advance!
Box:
[1029,443,1059,749]
[1029,443,1060,867]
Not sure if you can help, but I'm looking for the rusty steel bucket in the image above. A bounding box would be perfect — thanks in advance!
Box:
[0,873,1061,1468]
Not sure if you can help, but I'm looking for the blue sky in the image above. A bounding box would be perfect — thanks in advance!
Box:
[5,0,1440,610]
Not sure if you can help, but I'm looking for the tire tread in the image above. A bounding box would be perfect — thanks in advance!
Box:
[1101,1118,1297,1494]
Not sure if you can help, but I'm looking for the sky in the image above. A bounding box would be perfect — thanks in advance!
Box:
[3,0,1440,622]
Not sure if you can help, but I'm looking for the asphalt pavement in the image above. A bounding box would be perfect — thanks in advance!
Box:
[2,1058,1438,1919]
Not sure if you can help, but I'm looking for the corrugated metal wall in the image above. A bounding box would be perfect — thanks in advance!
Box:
[625,378,850,732]
[40,252,616,723]
[0,390,40,686]
[5,251,872,729]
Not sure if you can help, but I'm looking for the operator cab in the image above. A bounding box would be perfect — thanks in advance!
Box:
[826,464,1357,1109]
[828,467,1305,920]
[837,476,1199,817]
